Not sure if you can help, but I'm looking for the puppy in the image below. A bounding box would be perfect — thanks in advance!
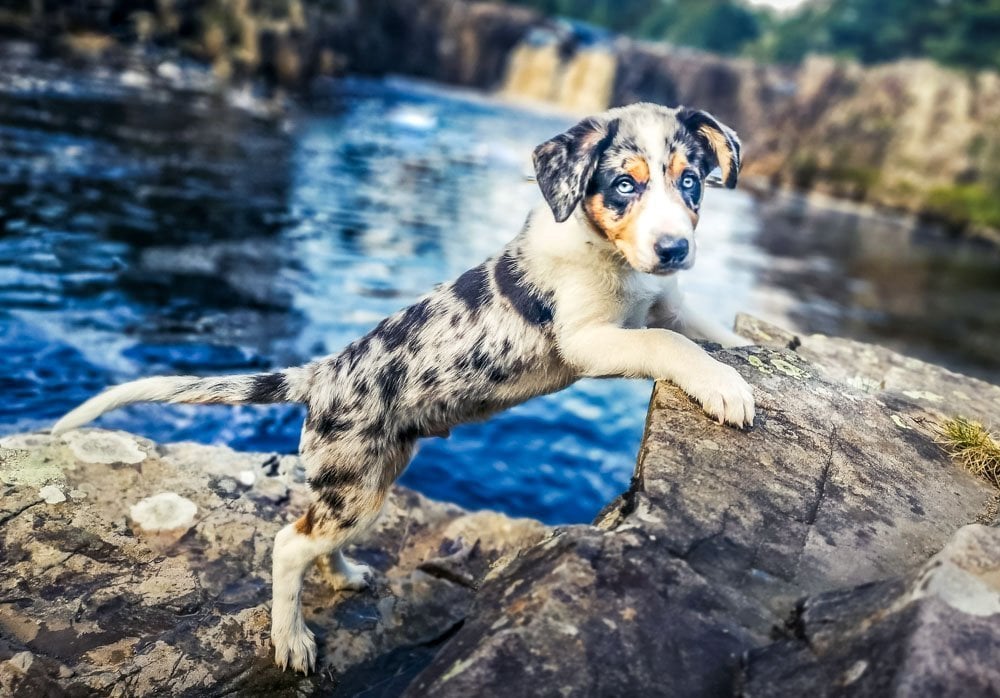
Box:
[52,102,755,674]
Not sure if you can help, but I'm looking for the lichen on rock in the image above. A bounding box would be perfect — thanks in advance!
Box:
[129,492,198,534]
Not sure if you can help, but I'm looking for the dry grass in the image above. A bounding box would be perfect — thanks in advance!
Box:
[933,416,1000,489]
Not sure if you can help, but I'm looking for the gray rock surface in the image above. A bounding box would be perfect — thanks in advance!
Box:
[407,336,997,697]
[2,317,998,696]
[0,432,545,696]
[742,524,1000,697]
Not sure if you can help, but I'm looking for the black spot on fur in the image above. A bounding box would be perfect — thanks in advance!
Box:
[307,409,354,440]
[488,366,509,383]
[452,263,490,312]
[360,419,387,440]
[309,467,361,498]
[420,368,439,389]
[375,299,432,352]
[340,335,372,372]
[470,346,491,372]
[338,513,359,530]
[494,252,554,326]
[246,373,287,403]
[376,358,407,406]
[320,489,346,512]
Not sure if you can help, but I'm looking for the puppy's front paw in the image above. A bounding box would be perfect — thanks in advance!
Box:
[273,624,317,674]
[677,359,755,428]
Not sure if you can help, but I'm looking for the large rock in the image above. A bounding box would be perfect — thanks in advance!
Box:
[742,524,1000,697]
[407,331,998,696]
[0,431,546,696]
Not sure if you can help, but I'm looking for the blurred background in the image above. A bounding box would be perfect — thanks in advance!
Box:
[1,0,998,524]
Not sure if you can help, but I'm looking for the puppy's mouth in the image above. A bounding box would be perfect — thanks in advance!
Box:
[651,258,695,275]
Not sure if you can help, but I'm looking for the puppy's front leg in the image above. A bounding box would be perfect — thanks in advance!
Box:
[560,325,755,428]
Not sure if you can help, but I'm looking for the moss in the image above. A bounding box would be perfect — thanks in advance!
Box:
[923,183,1000,231]
[788,151,880,200]
[934,416,1000,489]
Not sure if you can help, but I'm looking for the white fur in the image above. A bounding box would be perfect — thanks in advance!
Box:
[51,377,202,435]
[524,203,754,428]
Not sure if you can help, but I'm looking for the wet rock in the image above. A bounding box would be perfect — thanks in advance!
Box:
[742,524,1000,697]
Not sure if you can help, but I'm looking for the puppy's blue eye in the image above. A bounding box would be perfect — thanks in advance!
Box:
[680,174,697,190]
[615,178,636,195]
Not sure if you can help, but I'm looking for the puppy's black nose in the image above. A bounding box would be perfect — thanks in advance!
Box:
[654,237,689,266]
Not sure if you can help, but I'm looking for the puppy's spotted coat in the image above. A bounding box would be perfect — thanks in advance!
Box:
[53,103,756,673]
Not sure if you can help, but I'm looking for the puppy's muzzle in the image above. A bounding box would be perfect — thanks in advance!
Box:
[653,236,691,270]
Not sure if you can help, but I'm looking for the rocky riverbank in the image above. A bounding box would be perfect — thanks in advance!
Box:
[2,0,999,239]
[2,316,999,696]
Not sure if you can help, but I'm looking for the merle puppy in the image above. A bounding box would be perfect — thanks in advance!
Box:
[53,102,756,673]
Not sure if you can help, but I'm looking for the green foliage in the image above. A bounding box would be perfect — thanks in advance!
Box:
[508,0,762,56]
[934,416,1000,489]
[505,0,1000,71]
[925,183,1000,231]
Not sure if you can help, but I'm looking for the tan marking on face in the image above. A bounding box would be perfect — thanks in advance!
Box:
[583,191,647,266]
[668,150,690,180]
[698,124,732,183]
[623,155,650,184]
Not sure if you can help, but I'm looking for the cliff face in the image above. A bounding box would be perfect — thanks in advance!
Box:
[4,0,997,236]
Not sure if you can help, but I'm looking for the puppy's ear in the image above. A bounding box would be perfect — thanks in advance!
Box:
[532,117,619,223]
[678,108,742,189]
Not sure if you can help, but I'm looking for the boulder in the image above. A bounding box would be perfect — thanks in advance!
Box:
[407,325,997,697]
[742,524,1000,697]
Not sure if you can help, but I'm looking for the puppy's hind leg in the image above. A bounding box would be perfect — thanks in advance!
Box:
[270,491,387,673]
[270,508,336,674]
[320,549,374,592]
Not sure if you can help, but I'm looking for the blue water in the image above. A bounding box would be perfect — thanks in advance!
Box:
[3,53,1000,523]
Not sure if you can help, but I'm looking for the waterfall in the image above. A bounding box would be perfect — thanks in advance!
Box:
[556,49,616,113]
[501,41,616,113]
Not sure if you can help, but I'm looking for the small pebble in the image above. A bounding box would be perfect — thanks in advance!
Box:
[238,469,257,487]
[39,484,66,504]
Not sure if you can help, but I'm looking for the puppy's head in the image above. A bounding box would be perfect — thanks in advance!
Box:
[532,103,741,274]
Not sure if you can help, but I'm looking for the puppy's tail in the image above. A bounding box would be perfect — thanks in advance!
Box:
[51,366,311,436]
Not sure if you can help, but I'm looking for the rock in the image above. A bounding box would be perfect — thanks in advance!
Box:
[2,316,998,695]
[741,524,1000,697]
[0,431,546,696]
[408,324,997,697]
[735,313,1000,428]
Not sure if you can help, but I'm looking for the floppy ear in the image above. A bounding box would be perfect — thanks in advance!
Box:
[532,117,619,223]
[677,108,742,189]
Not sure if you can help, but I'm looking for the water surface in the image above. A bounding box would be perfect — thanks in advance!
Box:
[2,54,998,523]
